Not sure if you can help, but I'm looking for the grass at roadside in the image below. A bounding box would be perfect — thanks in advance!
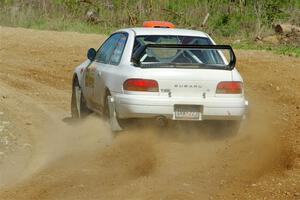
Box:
[0,14,115,35]
[233,42,300,57]
[0,0,299,57]
[1,21,299,57]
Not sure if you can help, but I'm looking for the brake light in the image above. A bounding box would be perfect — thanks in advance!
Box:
[123,79,159,92]
[216,81,243,94]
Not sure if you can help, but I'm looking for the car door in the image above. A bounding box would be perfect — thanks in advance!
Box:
[83,61,96,107]
[94,32,128,110]
[83,33,121,109]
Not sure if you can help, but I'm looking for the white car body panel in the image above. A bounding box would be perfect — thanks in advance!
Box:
[73,27,248,121]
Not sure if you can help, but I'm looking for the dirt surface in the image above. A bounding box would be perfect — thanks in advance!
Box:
[0,26,300,200]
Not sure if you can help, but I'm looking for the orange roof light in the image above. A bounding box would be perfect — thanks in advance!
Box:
[143,21,175,28]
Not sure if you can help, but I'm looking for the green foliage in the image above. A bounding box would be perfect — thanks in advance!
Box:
[260,0,290,23]
[297,0,300,9]
[0,0,299,38]
[233,42,300,57]
[0,0,299,56]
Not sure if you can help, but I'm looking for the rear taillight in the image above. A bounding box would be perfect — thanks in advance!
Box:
[216,81,243,94]
[123,79,159,92]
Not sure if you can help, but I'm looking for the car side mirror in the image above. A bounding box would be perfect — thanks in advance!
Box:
[87,48,96,61]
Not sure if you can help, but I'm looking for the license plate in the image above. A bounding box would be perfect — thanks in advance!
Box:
[174,105,202,120]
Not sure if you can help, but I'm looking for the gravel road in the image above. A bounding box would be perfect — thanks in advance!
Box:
[0,26,299,200]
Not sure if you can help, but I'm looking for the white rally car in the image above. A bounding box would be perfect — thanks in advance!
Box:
[71,21,248,134]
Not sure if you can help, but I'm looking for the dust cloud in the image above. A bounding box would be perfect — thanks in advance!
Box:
[0,104,293,200]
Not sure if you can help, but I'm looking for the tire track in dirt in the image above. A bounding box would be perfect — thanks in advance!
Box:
[0,27,299,200]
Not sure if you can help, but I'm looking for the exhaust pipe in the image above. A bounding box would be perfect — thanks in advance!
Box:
[156,116,168,128]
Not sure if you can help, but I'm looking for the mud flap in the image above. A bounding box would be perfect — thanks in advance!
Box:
[243,100,249,120]
[107,96,122,132]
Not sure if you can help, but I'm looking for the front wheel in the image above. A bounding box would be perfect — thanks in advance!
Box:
[71,78,91,118]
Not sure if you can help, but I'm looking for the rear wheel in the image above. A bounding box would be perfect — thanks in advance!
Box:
[71,77,91,118]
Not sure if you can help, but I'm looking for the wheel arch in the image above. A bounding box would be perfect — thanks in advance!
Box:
[72,70,84,88]
[72,73,79,85]
[104,87,111,97]
[102,87,111,107]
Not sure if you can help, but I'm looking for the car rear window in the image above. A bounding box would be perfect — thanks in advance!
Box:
[132,35,226,68]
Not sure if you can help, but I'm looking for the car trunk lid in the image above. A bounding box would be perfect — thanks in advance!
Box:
[141,68,232,98]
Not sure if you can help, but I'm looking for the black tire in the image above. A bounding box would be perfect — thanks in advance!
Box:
[71,77,91,118]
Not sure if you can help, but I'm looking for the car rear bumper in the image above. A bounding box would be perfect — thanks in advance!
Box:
[114,93,248,120]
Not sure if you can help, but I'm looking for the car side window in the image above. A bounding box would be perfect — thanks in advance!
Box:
[94,33,122,64]
[110,33,128,65]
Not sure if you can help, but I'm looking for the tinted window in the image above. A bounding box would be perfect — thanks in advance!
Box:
[110,33,128,65]
[133,35,213,48]
[133,35,224,66]
[95,33,121,63]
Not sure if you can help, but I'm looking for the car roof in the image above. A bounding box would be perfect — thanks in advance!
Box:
[117,27,209,38]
